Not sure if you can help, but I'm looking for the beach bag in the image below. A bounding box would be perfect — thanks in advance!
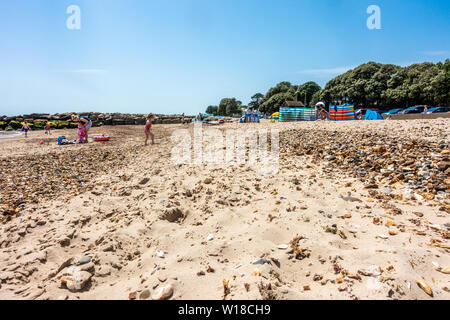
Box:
[57,136,67,145]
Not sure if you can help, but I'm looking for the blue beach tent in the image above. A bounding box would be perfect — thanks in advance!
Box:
[365,109,383,120]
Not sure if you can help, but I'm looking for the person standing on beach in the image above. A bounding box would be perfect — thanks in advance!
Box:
[144,114,155,146]
[21,122,30,138]
[77,123,86,144]
[71,115,92,143]
[44,122,51,135]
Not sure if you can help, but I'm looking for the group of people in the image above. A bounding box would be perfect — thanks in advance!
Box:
[19,113,157,146]
[21,122,52,137]
[73,113,155,146]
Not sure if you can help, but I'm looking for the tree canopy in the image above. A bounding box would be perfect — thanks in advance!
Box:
[248,93,264,110]
[205,105,218,115]
[205,60,449,115]
[316,60,449,108]
[295,81,321,107]
[216,98,243,116]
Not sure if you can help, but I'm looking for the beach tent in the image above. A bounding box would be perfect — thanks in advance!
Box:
[329,104,356,121]
[365,109,383,120]
[272,112,280,120]
[279,107,317,122]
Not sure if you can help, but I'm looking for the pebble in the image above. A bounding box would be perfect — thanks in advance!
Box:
[76,256,92,266]
[151,284,174,300]
[60,271,92,292]
[252,258,269,265]
[139,289,151,300]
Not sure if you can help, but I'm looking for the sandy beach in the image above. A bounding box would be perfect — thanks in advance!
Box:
[0,119,449,300]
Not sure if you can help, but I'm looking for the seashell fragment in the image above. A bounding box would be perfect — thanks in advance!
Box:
[416,280,433,297]
[440,266,450,274]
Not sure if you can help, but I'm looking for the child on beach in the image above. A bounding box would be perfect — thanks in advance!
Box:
[77,123,86,144]
[144,114,155,146]
[44,123,51,135]
[21,122,30,138]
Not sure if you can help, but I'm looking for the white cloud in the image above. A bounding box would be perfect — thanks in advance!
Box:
[297,66,355,77]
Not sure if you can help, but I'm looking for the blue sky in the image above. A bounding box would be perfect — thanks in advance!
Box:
[0,0,449,116]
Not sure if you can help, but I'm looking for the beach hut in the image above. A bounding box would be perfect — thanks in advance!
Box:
[328,103,356,121]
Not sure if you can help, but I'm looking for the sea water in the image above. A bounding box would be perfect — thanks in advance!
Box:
[0,131,23,139]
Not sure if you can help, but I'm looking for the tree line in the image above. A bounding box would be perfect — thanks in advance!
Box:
[206,60,449,116]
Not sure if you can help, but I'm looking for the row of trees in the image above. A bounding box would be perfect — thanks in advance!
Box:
[313,60,450,109]
[206,81,322,116]
[206,60,449,115]
[205,97,243,117]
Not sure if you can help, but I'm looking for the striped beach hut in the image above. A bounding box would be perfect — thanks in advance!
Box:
[328,104,356,121]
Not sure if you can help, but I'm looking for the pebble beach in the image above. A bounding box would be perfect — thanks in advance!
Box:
[0,119,449,300]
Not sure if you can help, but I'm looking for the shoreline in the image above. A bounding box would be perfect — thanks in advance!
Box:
[0,131,23,139]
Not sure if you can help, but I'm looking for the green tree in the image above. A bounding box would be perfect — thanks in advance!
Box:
[319,61,448,109]
[218,98,242,116]
[259,82,296,114]
[205,105,218,115]
[295,81,321,106]
[248,93,264,110]
[260,92,295,115]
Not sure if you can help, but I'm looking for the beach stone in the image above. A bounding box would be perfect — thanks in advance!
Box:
[151,284,174,300]
[76,256,92,265]
[139,289,151,300]
[129,291,137,300]
[159,208,185,223]
[60,271,92,292]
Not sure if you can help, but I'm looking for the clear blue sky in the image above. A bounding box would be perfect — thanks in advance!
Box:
[0,0,448,116]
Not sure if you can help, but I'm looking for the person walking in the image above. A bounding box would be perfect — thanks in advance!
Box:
[21,122,30,138]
